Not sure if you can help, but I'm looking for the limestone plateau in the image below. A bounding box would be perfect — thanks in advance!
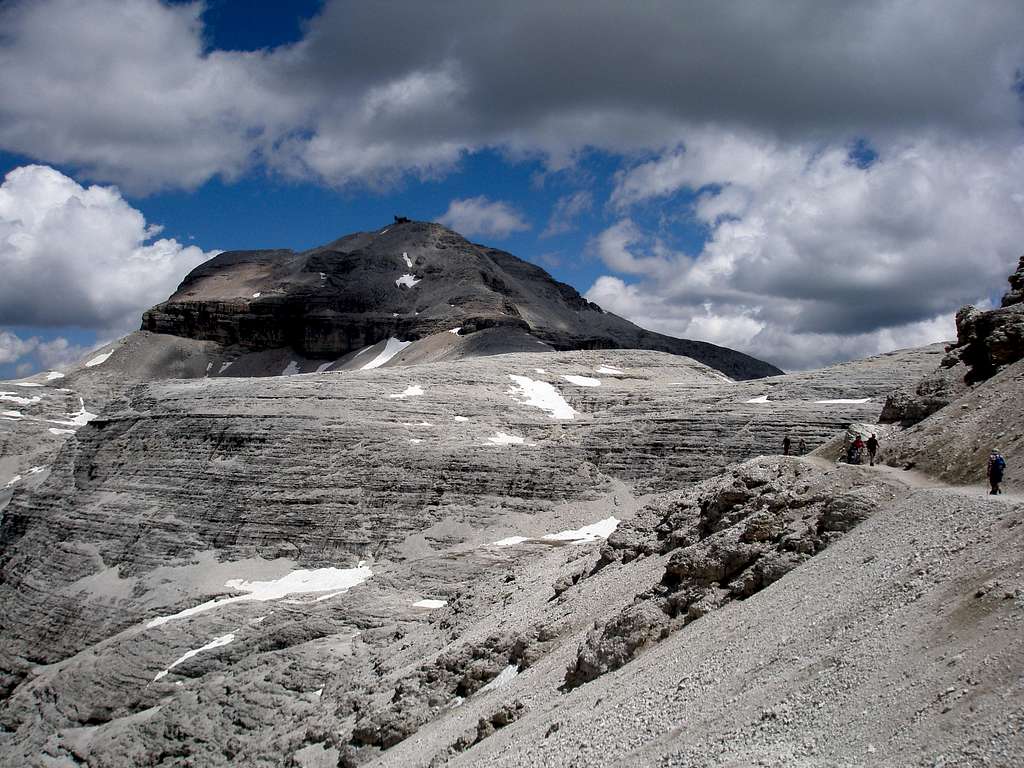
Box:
[0,232,1022,768]
[141,220,782,381]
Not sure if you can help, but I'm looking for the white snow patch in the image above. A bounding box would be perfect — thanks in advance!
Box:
[710,371,735,384]
[395,273,421,288]
[2,410,23,418]
[409,439,423,445]
[453,416,469,422]
[543,516,620,543]
[402,252,413,268]
[282,361,301,376]
[814,398,871,404]
[319,272,326,280]
[84,351,113,368]
[45,371,65,381]
[27,466,46,474]
[534,368,546,374]
[218,361,233,374]
[389,384,424,399]
[361,338,412,370]
[448,327,462,335]
[4,475,21,489]
[0,393,41,406]
[146,564,373,629]
[507,375,576,420]
[12,382,43,387]
[412,599,447,609]
[596,366,624,375]
[492,536,530,547]
[315,361,334,373]
[314,687,323,697]
[154,633,235,681]
[486,432,526,446]
[380,227,390,234]
[252,292,261,298]
[49,427,75,435]
[48,398,97,427]
[562,375,601,387]
[353,346,372,358]
[745,394,770,403]
[478,665,519,694]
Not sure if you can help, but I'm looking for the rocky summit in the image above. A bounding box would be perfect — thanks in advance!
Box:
[141,220,782,381]
[0,238,1022,768]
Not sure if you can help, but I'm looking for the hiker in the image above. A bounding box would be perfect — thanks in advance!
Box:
[988,449,1006,495]
[866,433,879,466]
[782,436,791,456]
[798,438,807,455]
[847,435,865,465]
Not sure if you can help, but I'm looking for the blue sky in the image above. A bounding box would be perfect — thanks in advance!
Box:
[1,0,1022,378]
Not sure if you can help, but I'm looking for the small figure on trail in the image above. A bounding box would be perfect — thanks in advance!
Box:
[866,433,879,466]
[782,436,792,456]
[988,449,1006,495]
[847,435,865,465]
[798,438,807,455]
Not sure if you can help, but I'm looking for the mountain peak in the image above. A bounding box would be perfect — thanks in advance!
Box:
[141,222,782,379]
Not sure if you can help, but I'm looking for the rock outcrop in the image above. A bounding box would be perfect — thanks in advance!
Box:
[140,220,782,381]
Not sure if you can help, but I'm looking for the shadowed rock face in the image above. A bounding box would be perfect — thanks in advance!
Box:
[141,220,782,381]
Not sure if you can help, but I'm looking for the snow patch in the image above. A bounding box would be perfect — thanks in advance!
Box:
[49,427,75,435]
[487,432,526,446]
[448,327,462,335]
[27,466,45,474]
[146,564,373,629]
[814,398,871,404]
[478,665,519,694]
[4,475,21,489]
[402,252,413,268]
[395,274,421,288]
[315,361,334,373]
[282,361,301,376]
[48,398,97,427]
[154,633,235,682]
[534,368,546,374]
[45,371,64,381]
[453,416,469,422]
[12,382,42,387]
[493,536,530,547]
[507,375,576,420]
[412,599,447,609]
[543,516,619,543]
[252,292,261,298]
[389,384,424,399]
[218,361,233,374]
[409,439,423,444]
[746,394,770,403]
[0,393,41,406]
[563,375,601,387]
[361,338,412,370]
[84,351,113,367]
[2,411,22,419]
[596,366,624,375]
[353,346,372,358]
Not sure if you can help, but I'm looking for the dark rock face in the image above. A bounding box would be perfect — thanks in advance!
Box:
[1000,255,1024,307]
[141,220,782,380]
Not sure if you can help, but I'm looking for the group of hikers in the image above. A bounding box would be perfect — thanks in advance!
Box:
[780,432,1008,496]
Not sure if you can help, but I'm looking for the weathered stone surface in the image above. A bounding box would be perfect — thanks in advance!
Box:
[564,457,907,688]
[0,342,948,766]
[1001,254,1024,307]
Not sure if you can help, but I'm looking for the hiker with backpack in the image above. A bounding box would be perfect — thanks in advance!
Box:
[866,434,879,466]
[988,449,1006,495]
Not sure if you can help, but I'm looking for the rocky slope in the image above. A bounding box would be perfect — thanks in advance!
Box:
[0,344,939,766]
[140,220,782,381]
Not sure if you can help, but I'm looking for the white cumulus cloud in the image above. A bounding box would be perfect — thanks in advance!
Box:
[588,133,1024,370]
[0,165,216,334]
[437,196,530,239]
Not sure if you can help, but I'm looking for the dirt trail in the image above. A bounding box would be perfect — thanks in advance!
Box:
[803,454,1023,502]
